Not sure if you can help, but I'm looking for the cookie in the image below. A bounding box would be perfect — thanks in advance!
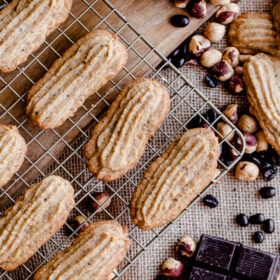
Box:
[0,175,74,270]
[243,53,280,155]
[131,128,220,230]
[26,29,127,129]
[228,12,280,56]
[0,0,72,72]
[34,220,131,280]
[272,1,280,48]
[0,124,27,188]
[85,78,170,182]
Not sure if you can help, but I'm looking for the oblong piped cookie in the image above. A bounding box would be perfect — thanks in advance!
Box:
[26,29,127,129]
[131,128,220,230]
[0,175,74,270]
[0,0,72,72]
[34,220,131,280]
[85,78,170,182]
[0,124,27,187]
[243,53,280,155]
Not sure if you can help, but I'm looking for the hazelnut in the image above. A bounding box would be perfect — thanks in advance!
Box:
[212,60,234,82]
[72,215,88,232]
[175,0,189,8]
[189,35,211,57]
[238,114,258,133]
[243,132,257,154]
[162,258,183,278]
[216,3,240,24]
[227,75,245,95]
[234,66,243,75]
[217,122,235,141]
[256,130,269,152]
[223,104,238,124]
[185,57,199,65]
[92,192,111,212]
[210,0,230,4]
[176,236,197,258]
[222,47,239,68]
[204,22,226,43]
[188,0,207,19]
[235,161,259,181]
[200,49,222,68]
[239,54,252,63]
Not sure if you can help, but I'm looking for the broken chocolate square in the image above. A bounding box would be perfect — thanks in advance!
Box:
[189,266,229,279]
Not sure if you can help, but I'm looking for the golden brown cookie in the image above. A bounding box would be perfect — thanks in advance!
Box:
[131,128,220,230]
[26,29,127,129]
[272,0,280,48]
[0,124,27,187]
[243,53,280,155]
[85,78,170,182]
[34,220,131,280]
[228,12,280,56]
[0,0,72,72]
[0,175,74,270]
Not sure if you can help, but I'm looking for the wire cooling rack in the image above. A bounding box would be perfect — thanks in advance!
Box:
[0,0,245,279]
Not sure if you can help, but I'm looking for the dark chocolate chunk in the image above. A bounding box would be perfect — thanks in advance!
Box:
[189,266,229,280]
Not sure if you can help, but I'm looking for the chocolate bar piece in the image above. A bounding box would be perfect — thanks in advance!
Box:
[189,266,229,280]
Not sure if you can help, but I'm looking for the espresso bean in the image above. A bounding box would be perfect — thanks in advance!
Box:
[170,15,190,27]
[203,194,219,208]
[187,115,203,129]
[173,56,186,68]
[260,187,276,199]
[249,213,265,225]
[236,214,249,227]
[205,74,218,88]
[253,231,265,243]
[263,219,275,234]
[262,166,278,182]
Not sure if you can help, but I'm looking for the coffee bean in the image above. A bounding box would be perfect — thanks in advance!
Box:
[236,214,249,227]
[242,152,262,167]
[206,109,218,124]
[263,219,275,234]
[173,56,186,68]
[205,74,218,88]
[249,213,265,225]
[262,166,278,182]
[203,194,219,208]
[155,275,168,280]
[187,115,203,129]
[260,161,273,172]
[267,148,280,166]
[260,187,276,199]
[253,231,265,243]
[170,15,190,27]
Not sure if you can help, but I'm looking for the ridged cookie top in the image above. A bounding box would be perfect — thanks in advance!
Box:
[0,175,74,270]
[131,128,220,230]
[243,53,280,155]
[34,221,131,280]
[0,0,72,72]
[26,29,127,129]
[85,78,170,182]
[229,13,280,56]
[0,124,27,187]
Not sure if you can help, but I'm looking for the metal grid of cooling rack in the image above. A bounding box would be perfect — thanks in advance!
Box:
[0,0,245,279]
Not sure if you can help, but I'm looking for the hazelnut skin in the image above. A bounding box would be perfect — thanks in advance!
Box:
[201,49,222,68]
[175,0,189,8]
[235,66,243,75]
[72,215,88,232]
[238,114,258,133]
[189,35,211,57]
[204,22,226,43]
[235,161,259,181]
[162,258,183,278]
[217,122,235,141]
[176,236,197,258]
[243,132,257,154]
[212,60,234,82]
[255,130,269,152]
[222,47,240,68]
[216,3,240,24]
[91,192,111,212]
[188,0,207,19]
[227,75,245,95]
[210,0,230,4]
[223,104,238,124]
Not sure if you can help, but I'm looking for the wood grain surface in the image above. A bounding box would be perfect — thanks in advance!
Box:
[0,0,217,208]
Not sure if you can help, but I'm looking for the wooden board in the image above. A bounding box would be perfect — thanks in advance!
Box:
[0,0,218,208]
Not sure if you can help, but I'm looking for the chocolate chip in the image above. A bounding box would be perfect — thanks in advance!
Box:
[263,219,275,234]
[249,213,265,225]
[260,186,276,199]
[236,214,249,227]
[170,15,189,27]
[203,194,219,208]
[253,231,265,243]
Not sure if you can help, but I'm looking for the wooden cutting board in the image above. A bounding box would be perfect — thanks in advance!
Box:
[0,0,218,207]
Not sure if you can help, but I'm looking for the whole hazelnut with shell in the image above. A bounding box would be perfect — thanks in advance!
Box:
[201,49,222,68]
[255,130,269,152]
[223,104,238,124]
[162,258,184,278]
[216,3,240,24]
[212,60,234,82]
[238,114,258,133]
[188,0,207,19]
[189,35,211,57]
[176,236,197,258]
[222,47,240,68]
[210,0,230,4]
[204,22,226,42]
[217,122,235,142]
[235,161,259,181]
[227,75,245,95]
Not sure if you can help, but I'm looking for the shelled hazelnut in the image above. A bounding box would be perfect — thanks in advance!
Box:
[212,60,234,82]
[162,258,183,278]
[255,130,269,152]
[176,236,197,258]
[188,0,207,18]
[235,161,259,181]
[227,75,245,95]
[238,114,258,133]
[222,47,239,68]
[234,66,243,75]
[91,192,111,213]
[217,122,235,141]
[216,3,240,24]
[243,132,257,154]
[201,49,222,68]
[223,104,238,124]
[175,0,189,8]
[71,215,88,233]
[210,0,230,4]
[204,22,226,42]
[189,35,211,57]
